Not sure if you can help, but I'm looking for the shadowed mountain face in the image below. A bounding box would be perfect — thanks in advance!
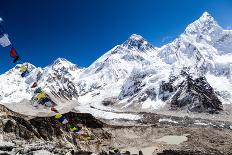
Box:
[170,76,223,113]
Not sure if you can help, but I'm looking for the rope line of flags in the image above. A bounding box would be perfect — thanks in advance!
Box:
[0,18,120,154]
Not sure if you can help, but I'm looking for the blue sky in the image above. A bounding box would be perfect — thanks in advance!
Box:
[0,0,232,73]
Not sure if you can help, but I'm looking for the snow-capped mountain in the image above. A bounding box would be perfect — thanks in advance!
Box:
[0,58,83,115]
[0,63,37,103]
[157,12,232,105]
[75,34,159,106]
[114,12,231,111]
[0,12,231,114]
[48,58,84,80]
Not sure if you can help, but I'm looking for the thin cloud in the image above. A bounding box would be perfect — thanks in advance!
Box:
[162,36,173,43]
[226,25,232,30]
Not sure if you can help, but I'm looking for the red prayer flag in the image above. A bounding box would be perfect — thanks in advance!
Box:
[51,107,58,113]
[31,82,38,88]
[10,47,18,58]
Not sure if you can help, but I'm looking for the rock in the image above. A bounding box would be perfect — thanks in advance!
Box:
[3,120,15,133]
[170,76,223,113]
[0,104,108,154]
[102,98,117,106]
[0,146,14,152]
[159,79,176,101]
[73,150,92,155]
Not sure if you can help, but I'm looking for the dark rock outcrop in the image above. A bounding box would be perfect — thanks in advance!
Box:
[2,112,105,141]
[170,76,223,113]
[159,76,177,101]
[0,104,109,154]
[102,98,117,106]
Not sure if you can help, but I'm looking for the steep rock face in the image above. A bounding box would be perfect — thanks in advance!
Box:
[170,76,223,113]
[118,64,170,109]
[118,62,223,113]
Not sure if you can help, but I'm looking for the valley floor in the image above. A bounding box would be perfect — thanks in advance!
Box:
[1,103,232,155]
[89,104,232,155]
[106,125,232,155]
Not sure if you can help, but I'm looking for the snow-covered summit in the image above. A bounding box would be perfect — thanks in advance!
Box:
[75,34,160,106]
[46,58,84,81]
[122,34,156,52]
[130,34,143,40]
[51,58,72,68]
[49,58,80,71]
[158,12,226,69]
[200,12,215,22]
[184,12,222,42]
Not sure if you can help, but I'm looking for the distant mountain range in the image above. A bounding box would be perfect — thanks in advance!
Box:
[1,12,232,114]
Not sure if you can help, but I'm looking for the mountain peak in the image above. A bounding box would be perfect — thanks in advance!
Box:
[3,62,36,76]
[199,12,215,23]
[122,34,155,52]
[53,58,69,64]
[202,11,210,15]
[54,58,68,63]
[184,11,221,36]
[50,57,78,70]
[201,12,211,18]
[129,34,144,41]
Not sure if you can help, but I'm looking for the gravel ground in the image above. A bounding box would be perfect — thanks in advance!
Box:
[105,124,232,155]
[96,104,232,155]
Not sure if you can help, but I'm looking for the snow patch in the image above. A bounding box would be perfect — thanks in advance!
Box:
[158,118,178,124]
[33,150,54,155]
[75,105,141,120]
[194,120,208,126]
[142,99,166,109]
